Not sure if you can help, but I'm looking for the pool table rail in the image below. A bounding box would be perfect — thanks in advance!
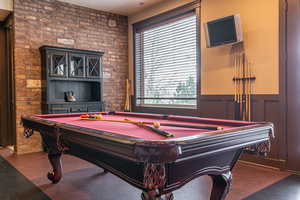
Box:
[21,112,274,200]
[22,114,273,163]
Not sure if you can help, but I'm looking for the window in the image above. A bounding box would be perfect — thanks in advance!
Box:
[134,7,198,108]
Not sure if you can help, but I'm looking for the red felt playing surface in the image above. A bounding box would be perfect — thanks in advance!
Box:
[34,113,253,140]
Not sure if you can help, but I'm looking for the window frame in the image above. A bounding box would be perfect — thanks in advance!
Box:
[132,1,201,116]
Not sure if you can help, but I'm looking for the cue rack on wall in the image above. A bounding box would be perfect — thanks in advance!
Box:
[232,42,256,121]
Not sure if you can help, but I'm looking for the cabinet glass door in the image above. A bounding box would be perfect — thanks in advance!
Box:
[87,56,101,78]
[69,54,85,77]
[49,51,67,77]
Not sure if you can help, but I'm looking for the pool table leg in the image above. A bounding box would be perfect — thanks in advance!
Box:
[141,191,174,200]
[209,171,232,200]
[47,153,62,184]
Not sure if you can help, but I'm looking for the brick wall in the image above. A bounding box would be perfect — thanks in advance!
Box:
[14,0,128,154]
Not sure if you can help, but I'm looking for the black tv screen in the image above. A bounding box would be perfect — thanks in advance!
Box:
[205,15,243,48]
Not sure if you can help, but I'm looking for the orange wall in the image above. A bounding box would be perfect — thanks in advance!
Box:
[201,0,279,95]
[128,0,279,95]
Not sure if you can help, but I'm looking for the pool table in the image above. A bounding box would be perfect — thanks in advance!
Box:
[21,112,273,200]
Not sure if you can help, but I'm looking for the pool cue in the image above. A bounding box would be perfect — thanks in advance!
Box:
[234,49,237,102]
[241,53,245,120]
[235,51,239,114]
[240,52,244,119]
[236,48,240,104]
[248,61,252,121]
[235,45,240,103]
[81,118,161,128]
[81,116,221,130]
[248,61,251,121]
[237,51,240,104]
[248,63,252,121]
[125,119,222,131]
[245,55,248,121]
[239,45,244,106]
[234,47,237,103]
[81,117,171,137]
[243,53,247,121]
[238,51,242,104]
[124,79,131,111]
[245,60,250,121]
[158,123,222,130]
[240,53,243,102]
[244,58,247,121]
[138,124,174,137]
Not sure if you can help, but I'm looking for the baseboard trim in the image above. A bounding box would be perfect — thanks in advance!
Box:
[240,154,286,170]
[238,160,281,171]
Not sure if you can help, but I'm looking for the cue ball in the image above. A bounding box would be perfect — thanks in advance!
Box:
[153,121,160,128]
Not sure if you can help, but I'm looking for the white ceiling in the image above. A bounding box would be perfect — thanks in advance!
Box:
[59,0,167,16]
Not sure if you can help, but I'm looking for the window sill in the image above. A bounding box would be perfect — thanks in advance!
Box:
[133,105,199,117]
[137,104,197,109]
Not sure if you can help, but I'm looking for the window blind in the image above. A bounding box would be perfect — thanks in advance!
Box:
[135,12,198,107]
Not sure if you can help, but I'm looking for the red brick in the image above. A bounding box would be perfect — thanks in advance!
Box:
[14,0,128,154]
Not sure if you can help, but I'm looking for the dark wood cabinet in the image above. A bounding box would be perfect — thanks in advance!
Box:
[48,50,68,77]
[69,53,85,78]
[40,46,104,114]
[87,55,101,78]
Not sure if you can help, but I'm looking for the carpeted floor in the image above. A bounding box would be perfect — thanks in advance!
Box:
[244,174,300,200]
[1,152,298,200]
[0,156,51,200]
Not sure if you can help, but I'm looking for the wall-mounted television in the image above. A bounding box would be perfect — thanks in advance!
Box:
[204,14,243,48]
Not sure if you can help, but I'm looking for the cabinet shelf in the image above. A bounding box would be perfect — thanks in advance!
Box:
[40,46,104,114]
[48,77,102,82]
[45,101,102,105]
